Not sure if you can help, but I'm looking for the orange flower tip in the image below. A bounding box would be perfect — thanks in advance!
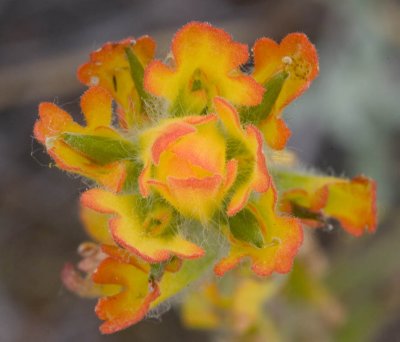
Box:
[254,33,319,81]
[80,86,112,112]
[251,262,289,277]
[98,285,161,335]
[213,97,241,127]
[144,22,263,107]
[38,102,64,119]
[114,167,128,193]
[92,256,161,334]
[184,114,217,126]
[261,116,292,150]
[151,122,196,165]
[78,35,156,86]
[138,163,151,197]
[167,175,223,191]
[287,32,319,77]
[172,21,249,66]
[80,189,112,213]
[275,119,292,150]
[35,102,72,143]
[100,245,149,273]
[107,221,205,263]
[213,257,243,277]
[97,284,161,334]
[344,176,378,236]
[246,124,270,192]
[226,199,250,217]
[252,32,318,113]
[218,186,304,277]
[142,60,169,95]
[236,75,265,106]
[224,159,238,190]
[226,190,251,217]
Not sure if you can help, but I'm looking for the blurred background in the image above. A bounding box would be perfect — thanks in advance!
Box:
[1,0,400,341]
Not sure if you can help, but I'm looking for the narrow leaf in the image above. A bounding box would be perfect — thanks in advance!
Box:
[125,47,146,101]
[229,208,264,248]
[242,71,288,124]
[63,133,137,165]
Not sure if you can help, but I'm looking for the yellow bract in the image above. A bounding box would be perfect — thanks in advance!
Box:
[138,99,270,222]
[214,98,270,216]
[144,22,264,114]
[215,186,303,277]
[252,33,319,150]
[93,257,159,334]
[34,86,130,191]
[81,188,204,262]
[276,171,377,236]
[78,36,156,128]
[139,115,231,221]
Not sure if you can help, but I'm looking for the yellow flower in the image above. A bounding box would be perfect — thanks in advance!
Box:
[215,185,303,277]
[81,189,204,262]
[275,171,377,236]
[78,36,156,128]
[144,22,264,114]
[34,86,134,191]
[139,98,269,221]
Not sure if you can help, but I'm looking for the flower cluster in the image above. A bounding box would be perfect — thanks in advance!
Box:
[34,22,377,334]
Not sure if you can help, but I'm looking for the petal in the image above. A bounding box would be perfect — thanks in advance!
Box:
[226,186,252,218]
[165,175,224,220]
[80,86,113,128]
[34,86,135,191]
[61,243,118,299]
[138,161,152,197]
[223,159,238,191]
[251,33,318,150]
[214,96,243,140]
[49,140,128,192]
[81,189,205,262]
[323,176,377,235]
[214,98,270,216]
[253,33,319,111]
[151,121,196,165]
[246,125,270,193]
[34,102,80,144]
[61,262,116,298]
[93,257,160,334]
[78,36,156,128]
[169,116,224,175]
[139,114,228,221]
[275,171,377,236]
[215,186,303,277]
[144,22,264,113]
[139,114,219,169]
[80,206,114,245]
[259,115,291,150]
[100,244,150,273]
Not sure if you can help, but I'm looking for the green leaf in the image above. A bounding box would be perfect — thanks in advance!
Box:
[125,47,146,101]
[62,133,137,165]
[229,208,264,248]
[241,71,288,124]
